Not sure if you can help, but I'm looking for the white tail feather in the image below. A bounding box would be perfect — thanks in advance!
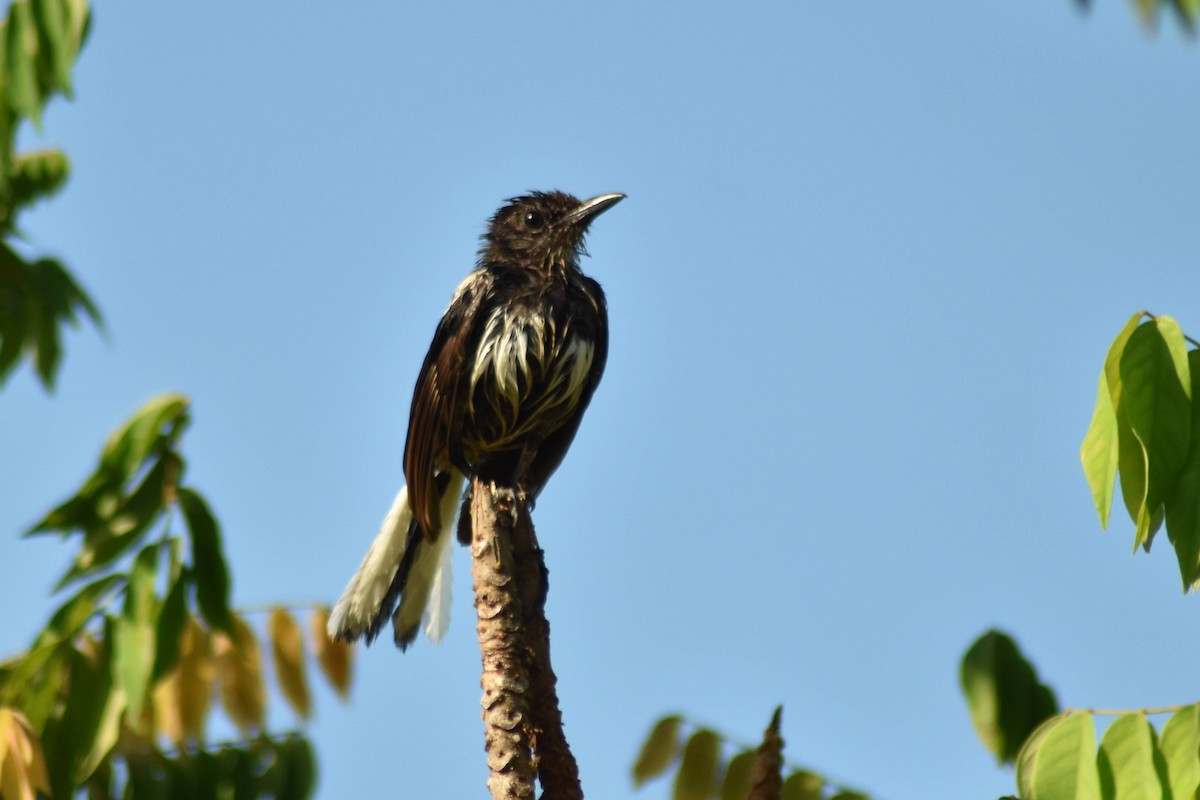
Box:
[422,471,466,642]
[327,486,414,640]
[329,471,466,646]
[394,471,465,643]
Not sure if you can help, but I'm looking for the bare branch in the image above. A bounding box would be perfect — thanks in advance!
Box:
[471,480,536,799]
[470,478,583,799]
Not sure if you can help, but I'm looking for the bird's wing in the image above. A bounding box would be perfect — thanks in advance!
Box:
[404,268,493,539]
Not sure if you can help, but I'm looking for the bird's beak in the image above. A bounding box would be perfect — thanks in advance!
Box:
[564,192,625,227]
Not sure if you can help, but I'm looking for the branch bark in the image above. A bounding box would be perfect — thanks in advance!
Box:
[469,478,582,800]
[471,480,536,799]
[747,706,784,800]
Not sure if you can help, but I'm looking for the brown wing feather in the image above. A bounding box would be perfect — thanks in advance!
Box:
[404,270,493,539]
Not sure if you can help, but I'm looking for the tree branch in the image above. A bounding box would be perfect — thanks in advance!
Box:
[469,478,582,800]
[471,480,536,799]
[512,503,581,800]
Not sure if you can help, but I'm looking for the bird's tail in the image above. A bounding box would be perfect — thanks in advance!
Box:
[327,470,466,649]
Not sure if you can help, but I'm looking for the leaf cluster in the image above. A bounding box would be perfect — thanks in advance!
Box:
[0,396,355,799]
[631,713,868,800]
[1081,313,1200,590]
[0,0,101,389]
[1013,706,1200,800]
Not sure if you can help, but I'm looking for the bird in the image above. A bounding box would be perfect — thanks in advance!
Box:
[328,190,624,650]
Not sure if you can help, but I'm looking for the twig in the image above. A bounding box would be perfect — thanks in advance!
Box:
[1062,705,1193,717]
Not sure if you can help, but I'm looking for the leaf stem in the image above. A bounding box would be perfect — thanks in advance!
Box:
[1063,704,1194,717]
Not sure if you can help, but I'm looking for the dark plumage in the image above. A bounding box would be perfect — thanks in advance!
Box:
[329,191,623,649]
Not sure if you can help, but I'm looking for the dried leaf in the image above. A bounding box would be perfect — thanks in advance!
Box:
[311,606,352,700]
[154,615,214,745]
[0,708,51,800]
[213,615,265,735]
[269,608,311,719]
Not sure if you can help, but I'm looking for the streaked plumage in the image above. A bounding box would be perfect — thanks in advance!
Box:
[329,191,623,649]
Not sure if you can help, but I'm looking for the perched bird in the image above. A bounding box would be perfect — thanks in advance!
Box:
[328,190,624,649]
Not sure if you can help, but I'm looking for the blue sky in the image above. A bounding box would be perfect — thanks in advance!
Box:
[2,2,1199,798]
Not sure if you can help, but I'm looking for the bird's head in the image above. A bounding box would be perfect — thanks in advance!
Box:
[479,190,624,271]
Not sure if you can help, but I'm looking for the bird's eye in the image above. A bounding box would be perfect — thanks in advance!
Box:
[523,210,545,230]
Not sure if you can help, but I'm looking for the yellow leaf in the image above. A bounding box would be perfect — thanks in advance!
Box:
[153,615,214,746]
[0,708,51,800]
[311,606,353,700]
[177,616,215,741]
[213,615,265,735]
[269,607,311,719]
[153,671,182,745]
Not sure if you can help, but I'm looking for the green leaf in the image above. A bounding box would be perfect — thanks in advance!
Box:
[190,749,220,800]
[1026,713,1101,800]
[54,453,176,588]
[1156,317,1193,403]
[1165,350,1200,591]
[29,0,71,92]
[114,542,161,721]
[10,148,69,210]
[40,622,124,793]
[633,714,683,787]
[1120,319,1192,550]
[0,244,32,379]
[16,647,64,731]
[127,754,174,800]
[780,770,824,800]
[152,562,189,682]
[1159,704,1200,800]
[1102,314,1152,538]
[0,572,123,707]
[719,750,756,800]
[25,490,100,539]
[1018,715,1067,800]
[5,0,43,124]
[673,729,720,800]
[71,633,125,783]
[223,743,261,800]
[178,487,232,633]
[960,629,1059,764]
[32,256,101,329]
[273,737,316,800]
[1082,370,1120,529]
[1097,714,1164,800]
[24,256,102,388]
[98,394,189,488]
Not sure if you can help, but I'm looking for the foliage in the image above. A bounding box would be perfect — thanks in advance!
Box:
[1076,0,1200,31]
[634,311,1200,800]
[0,0,101,390]
[950,312,1200,800]
[1080,312,1200,591]
[1009,706,1200,800]
[631,712,869,800]
[0,396,356,799]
